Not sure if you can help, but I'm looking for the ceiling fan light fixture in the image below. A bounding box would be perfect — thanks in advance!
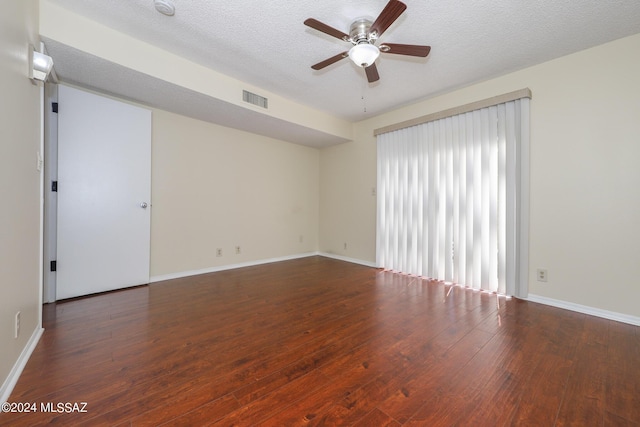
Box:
[348,43,380,68]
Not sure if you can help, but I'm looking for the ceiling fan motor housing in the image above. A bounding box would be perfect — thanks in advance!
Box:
[349,18,376,44]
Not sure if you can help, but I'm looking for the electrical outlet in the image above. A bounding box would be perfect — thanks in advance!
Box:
[15,311,20,339]
[216,248,223,257]
[344,242,348,251]
[235,246,241,255]
[299,235,304,243]
[536,269,548,282]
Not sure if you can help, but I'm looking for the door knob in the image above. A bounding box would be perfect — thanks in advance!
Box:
[140,202,148,209]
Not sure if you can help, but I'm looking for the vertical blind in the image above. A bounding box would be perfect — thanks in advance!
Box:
[376,97,529,296]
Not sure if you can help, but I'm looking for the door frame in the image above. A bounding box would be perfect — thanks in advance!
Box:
[42,82,58,303]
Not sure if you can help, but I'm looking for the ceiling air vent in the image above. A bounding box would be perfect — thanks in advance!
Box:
[242,90,268,109]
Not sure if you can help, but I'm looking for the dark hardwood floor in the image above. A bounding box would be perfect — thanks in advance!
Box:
[2,256,639,426]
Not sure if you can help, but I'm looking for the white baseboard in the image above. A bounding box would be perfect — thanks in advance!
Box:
[150,252,377,283]
[525,294,640,326]
[318,252,377,268]
[150,252,322,283]
[0,326,44,404]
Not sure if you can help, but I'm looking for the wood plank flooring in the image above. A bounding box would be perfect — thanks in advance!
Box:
[2,256,639,426]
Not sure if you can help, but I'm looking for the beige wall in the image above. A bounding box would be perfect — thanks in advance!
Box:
[150,109,320,278]
[39,0,352,142]
[319,125,377,261]
[0,0,42,388]
[2,1,638,396]
[320,33,640,318]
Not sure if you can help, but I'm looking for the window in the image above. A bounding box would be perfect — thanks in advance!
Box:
[376,93,530,296]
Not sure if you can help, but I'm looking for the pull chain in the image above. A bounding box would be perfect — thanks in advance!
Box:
[361,77,368,113]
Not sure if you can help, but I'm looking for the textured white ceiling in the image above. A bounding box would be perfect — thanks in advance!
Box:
[44,0,640,145]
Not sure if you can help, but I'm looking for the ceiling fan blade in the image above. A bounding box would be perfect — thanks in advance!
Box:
[370,0,407,37]
[311,52,349,70]
[304,18,350,41]
[380,43,431,57]
[365,63,380,83]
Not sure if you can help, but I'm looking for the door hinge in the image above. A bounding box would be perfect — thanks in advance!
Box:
[52,102,58,113]
[50,261,57,272]
[51,181,57,192]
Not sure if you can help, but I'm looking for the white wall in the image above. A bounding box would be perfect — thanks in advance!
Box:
[320,33,640,318]
[0,0,42,394]
[150,109,320,278]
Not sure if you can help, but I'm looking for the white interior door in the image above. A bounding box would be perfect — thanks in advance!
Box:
[56,85,151,300]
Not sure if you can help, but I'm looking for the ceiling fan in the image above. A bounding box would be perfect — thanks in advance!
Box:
[304,0,431,83]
